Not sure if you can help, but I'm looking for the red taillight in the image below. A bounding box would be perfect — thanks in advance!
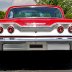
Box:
[0,27,3,33]
[68,26,72,33]
[57,26,64,33]
[8,26,14,33]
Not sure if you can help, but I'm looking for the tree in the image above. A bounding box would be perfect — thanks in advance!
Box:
[60,0,72,18]
[35,0,72,19]
[35,0,59,5]
[0,11,5,19]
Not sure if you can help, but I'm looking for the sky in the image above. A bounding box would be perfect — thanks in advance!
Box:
[0,0,36,11]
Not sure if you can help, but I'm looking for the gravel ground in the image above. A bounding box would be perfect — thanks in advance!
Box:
[0,70,72,72]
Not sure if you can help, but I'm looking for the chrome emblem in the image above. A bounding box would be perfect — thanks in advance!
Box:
[26,23,46,27]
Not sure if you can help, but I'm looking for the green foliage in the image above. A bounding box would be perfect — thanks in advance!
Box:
[36,0,72,19]
[0,11,5,19]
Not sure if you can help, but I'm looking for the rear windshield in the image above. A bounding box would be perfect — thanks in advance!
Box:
[8,6,62,18]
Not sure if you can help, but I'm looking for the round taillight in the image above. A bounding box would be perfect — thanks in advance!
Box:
[57,26,64,33]
[68,26,72,33]
[8,26,14,33]
[0,27,3,33]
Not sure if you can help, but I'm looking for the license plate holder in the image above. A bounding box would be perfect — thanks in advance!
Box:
[27,42,47,50]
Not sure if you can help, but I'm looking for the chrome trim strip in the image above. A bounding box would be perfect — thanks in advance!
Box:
[0,37,72,42]
[1,23,69,32]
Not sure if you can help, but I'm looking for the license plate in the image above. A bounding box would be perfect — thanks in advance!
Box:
[30,44,43,48]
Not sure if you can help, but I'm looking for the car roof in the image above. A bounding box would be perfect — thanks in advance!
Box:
[8,4,62,9]
[5,5,65,18]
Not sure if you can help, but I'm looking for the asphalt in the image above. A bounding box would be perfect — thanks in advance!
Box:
[0,70,72,72]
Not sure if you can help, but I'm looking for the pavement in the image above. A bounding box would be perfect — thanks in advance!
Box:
[0,70,72,72]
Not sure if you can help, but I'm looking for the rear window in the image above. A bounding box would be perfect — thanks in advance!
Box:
[8,6,62,18]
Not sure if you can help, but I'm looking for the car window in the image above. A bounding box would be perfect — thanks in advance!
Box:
[8,7,62,18]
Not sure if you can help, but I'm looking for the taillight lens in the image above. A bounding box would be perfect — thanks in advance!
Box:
[68,26,72,33]
[8,26,14,33]
[57,26,64,33]
[0,27,3,33]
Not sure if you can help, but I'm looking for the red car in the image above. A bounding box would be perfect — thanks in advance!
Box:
[0,5,72,51]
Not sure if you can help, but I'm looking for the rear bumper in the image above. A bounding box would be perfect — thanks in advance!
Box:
[0,36,72,42]
[0,36,72,51]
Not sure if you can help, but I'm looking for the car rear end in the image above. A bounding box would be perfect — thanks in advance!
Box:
[0,19,72,69]
[0,18,71,51]
[0,5,72,70]
[0,5,71,51]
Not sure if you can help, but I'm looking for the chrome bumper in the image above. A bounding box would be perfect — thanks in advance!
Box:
[0,36,71,51]
[0,36,72,42]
